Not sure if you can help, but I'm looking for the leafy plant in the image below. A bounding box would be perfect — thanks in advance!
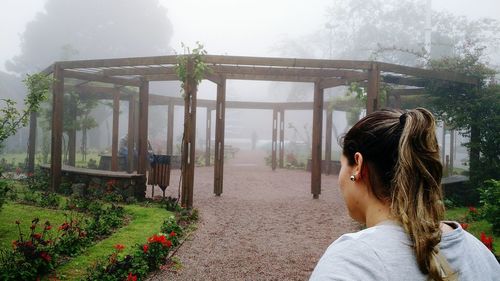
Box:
[0,73,51,150]
[175,42,210,96]
[0,180,10,211]
[0,218,56,280]
[53,214,89,256]
[479,180,500,235]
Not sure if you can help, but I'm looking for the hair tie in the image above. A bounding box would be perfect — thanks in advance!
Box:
[399,112,408,127]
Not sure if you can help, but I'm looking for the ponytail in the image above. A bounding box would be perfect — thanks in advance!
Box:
[392,108,447,280]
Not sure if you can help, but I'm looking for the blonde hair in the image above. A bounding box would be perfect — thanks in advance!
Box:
[342,108,448,280]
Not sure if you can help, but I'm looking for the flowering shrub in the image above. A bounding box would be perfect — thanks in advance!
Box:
[85,217,186,281]
[53,214,89,256]
[464,206,481,222]
[0,218,56,281]
[84,244,148,281]
[85,203,125,238]
[160,216,183,246]
[479,180,500,235]
[142,233,173,269]
[480,232,494,252]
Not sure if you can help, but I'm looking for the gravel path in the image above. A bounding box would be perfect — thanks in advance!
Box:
[146,150,358,281]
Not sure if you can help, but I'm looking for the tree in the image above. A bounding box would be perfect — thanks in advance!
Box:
[0,74,51,149]
[427,47,500,187]
[6,0,174,74]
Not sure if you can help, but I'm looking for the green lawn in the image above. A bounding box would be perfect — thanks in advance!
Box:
[0,202,73,250]
[0,201,172,280]
[445,207,499,255]
[56,204,171,280]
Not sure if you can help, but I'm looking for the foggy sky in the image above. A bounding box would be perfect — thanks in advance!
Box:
[1,0,500,73]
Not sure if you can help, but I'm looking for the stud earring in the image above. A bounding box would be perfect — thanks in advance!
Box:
[350,174,356,182]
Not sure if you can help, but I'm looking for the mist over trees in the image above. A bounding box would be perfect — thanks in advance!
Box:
[6,0,174,74]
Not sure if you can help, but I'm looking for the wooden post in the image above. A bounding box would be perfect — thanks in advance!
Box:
[279,108,285,168]
[50,64,64,192]
[27,111,37,173]
[271,108,278,171]
[67,94,77,167]
[205,108,212,166]
[127,96,136,173]
[394,94,401,109]
[325,108,333,175]
[181,58,198,208]
[167,102,174,155]
[214,78,226,196]
[441,122,446,164]
[111,88,120,171]
[367,63,380,114]
[311,81,323,199]
[137,79,149,177]
[449,129,455,175]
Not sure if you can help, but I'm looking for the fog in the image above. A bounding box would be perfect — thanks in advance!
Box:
[1,0,499,171]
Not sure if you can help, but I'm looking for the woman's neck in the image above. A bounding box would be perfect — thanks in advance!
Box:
[364,200,393,227]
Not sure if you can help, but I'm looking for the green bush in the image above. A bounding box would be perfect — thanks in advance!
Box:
[479,180,500,235]
[0,180,10,211]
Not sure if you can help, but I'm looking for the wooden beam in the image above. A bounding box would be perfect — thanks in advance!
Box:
[58,55,178,69]
[367,63,380,114]
[67,95,77,166]
[203,55,373,70]
[63,70,141,86]
[50,64,64,192]
[204,72,223,85]
[378,62,478,85]
[167,102,174,155]
[111,88,120,171]
[388,88,426,96]
[325,109,333,175]
[102,66,174,76]
[205,108,212,166]
[127,96,136,173]
[311,81,323,198]
[272,108,278,171]
[137,79,149,182]
[226,73,318,83]
[27,112,37,173]
[214,78,226,196]
[144,74,180,81]
[279,109,285,169]
[319,73,369,89]
[382,75,426,87]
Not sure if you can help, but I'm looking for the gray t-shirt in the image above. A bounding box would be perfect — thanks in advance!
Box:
[310,222,499,280]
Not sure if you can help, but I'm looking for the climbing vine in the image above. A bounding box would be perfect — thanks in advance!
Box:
[175,42,211,96]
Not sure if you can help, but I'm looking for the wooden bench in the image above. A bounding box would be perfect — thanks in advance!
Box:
[147,155,171,198]
[224,145,240,158]
[39,164,146,199]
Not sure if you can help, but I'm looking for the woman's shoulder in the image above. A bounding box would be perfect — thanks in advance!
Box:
[310,225,414,281]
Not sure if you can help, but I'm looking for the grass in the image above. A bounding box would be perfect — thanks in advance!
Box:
[445,207,499,255]
[1,152,101,170]
[56,204,172,280]
[0,202,74,250]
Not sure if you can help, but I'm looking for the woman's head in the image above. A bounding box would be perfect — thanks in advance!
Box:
[340,108,446,280]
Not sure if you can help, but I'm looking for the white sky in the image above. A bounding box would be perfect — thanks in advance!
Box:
[0,0,499,73]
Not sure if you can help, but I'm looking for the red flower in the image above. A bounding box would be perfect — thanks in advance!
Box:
[107,179,117,186]
[480,232,494,251]
[114,244,125,251]
[30,224,36,230]
[460,223,469,230]
[27,172,34,177]
[40,252,52,262]
[126,272,137,281]
[468,206,478,213]
[45,225,52,231]
[169,231,176,237]
[58,222,69,231]
[143,244,149,253]
[32,233,42,240]
[147,234,172,247]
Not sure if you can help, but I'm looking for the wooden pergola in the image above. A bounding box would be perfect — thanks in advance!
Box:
[32,55,477,208]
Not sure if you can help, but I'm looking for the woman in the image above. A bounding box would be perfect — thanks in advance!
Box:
[310,108,499,280]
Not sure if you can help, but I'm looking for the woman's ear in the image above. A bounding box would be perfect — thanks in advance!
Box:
[353,152,364,178]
